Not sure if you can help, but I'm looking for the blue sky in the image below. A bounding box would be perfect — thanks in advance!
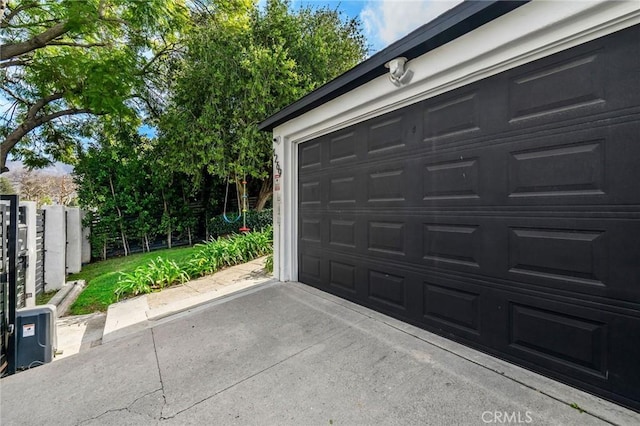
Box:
[288,0,462,53]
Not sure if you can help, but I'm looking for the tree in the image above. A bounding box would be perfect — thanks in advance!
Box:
[0,175,15,194]
[0,0,189,172]
[74,122,204,256]
[159,0,367,210]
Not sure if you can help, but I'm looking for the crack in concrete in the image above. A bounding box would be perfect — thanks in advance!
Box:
[159,318,367,421]
[75,388,163,425]
[151,328,168,418]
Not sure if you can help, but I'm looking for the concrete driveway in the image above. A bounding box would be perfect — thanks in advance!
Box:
[1,281,637,425]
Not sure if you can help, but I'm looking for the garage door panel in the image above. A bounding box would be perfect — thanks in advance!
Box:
[423,91,482,140]
[507,50,605,122]
[300,180,322,206]
[422,156,481,201]
[306,212,638,304]
[297,25,640,410]
[507,139,605,198]
[328,130,358,164]
[501,27,638,130]
[367,268,408,311]
[329,217,357,249]
[420,221,484,275]
[502,218,639,303]
[302,122,640,208]
[495,292,640,406]
[423,281,482,337]
[367,220,407,257]
[507,226,607,288]
[300,140,322,170]
[329,260,357,294]
[299,253,322,285]
[300,217,322,244]
[507,302,608,378]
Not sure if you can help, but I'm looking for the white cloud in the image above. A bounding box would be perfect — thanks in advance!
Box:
[361,0,462,53]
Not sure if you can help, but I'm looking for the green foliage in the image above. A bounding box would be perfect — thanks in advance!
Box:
[75,127,202,258]
[113,227,273,300]
[208,209,272,238]
[0,176,16,194]
[187,227,273,278]
[264,254,273,274]
[68,246,197,314]
[114,257,189,300]
[1,0,189,170]
[36,290,58,306]
[158,0,367,203]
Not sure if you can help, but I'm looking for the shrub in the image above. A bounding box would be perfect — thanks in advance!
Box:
[114,228,273,300]
[188,227,273,278]
[114,257,189,300]
[264,254,273,273]
[207,209,272,238]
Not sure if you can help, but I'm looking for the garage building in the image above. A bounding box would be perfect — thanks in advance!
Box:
[259,0,640,410]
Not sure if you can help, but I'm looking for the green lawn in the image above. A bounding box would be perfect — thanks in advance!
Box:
[68,246,198,315]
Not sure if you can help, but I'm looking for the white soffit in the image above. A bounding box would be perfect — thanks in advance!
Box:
[274,0,640,143]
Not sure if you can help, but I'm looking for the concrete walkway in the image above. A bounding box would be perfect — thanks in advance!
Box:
[2,278,638,425]
[54,257,271,356]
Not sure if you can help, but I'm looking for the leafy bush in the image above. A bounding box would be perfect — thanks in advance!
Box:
[264,254,273,273]
[114,257,189,300]
[114,228,273,300]
[187,227,273,278]
[207,209,272,238]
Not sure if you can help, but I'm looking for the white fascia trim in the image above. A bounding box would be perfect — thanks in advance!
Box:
[275,0,640,144]
[272,0,640,282]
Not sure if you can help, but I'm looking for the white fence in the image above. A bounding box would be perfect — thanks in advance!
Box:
[22,203,90,306]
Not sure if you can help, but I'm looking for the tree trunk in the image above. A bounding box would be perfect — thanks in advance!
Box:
[162,188,172,249]
[255,177,273,212]
[109,174,129,256]
[182,184,192,246]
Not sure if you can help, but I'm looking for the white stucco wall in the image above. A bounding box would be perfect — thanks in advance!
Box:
[65,207,82,274]
[42,205,66,291]
[270,0,640,282]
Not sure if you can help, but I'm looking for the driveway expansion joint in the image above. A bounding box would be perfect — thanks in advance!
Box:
[159,319,367,421]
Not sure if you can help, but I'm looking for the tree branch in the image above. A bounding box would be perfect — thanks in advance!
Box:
[138,44,174,75]
[48,41,108,48]
[0,84,29,104]
[35,107,92,126]
[1,1,40,28]
[0,21,68,60]
[26,92,66,120]
[2,105,93,170]
[0,57,30,68]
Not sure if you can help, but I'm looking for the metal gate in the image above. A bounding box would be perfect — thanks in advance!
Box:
[1,195,27,375]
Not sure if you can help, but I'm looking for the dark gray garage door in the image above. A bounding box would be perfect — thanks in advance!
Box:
[298,25,640,410]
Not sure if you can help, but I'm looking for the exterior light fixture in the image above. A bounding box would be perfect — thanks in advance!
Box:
[385,57,413,87]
